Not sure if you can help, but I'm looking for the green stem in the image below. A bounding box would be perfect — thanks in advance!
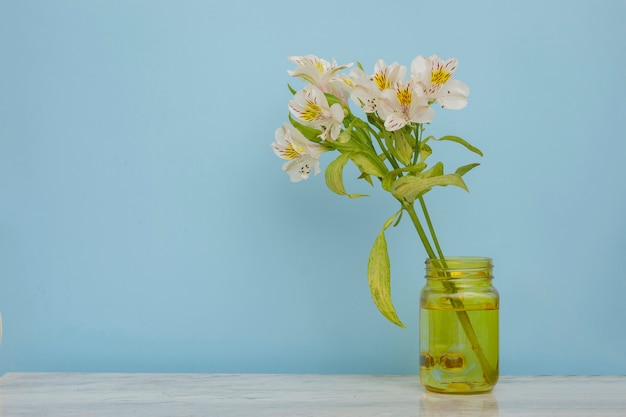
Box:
[411,124,422,166]
[418,196,445,260]
[406,201,497,385]
[402,202,436,259]
[367,125,401,171]
[439,281,498,385]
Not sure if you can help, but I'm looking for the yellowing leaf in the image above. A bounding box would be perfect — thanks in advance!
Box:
[325,153,350,196]
[349,152,387,178]
[325,153,368,198]
[391,174,468,203]
[367,211,405,328]
[381,163,427,192]
[393,133,413,166]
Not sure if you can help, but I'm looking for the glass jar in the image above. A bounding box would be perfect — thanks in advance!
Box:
[419,257,499,394]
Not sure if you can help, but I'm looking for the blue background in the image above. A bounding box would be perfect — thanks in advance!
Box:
[1,0,624,375]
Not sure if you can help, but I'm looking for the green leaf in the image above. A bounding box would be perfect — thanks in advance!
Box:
[418,161,444,179]
[324,92,346,109]
[325,153,368,198]
[337,129,352,144]
[358,172,374,187]
[393,132,413,166]
[391,173,469,203]
[437,135,484,157]
[349,152,387,178]
[288,113,322,142]
[325,153,350,196]
[455,163,481,177]
[419,143,433,163]
[381,163,427,192]
[368,211,405,328]
[287,84,297,95]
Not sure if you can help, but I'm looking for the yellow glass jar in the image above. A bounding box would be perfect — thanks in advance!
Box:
[419,257,499,394]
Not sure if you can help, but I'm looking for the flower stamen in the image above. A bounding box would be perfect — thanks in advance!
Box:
[301,100,323,122]
[374,72,390,90]
[397,86,412,107]
[431,68,452,85]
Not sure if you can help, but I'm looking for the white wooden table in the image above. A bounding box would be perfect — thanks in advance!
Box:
[0,373,624,416]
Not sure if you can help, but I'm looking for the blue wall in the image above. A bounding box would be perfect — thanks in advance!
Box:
[1,0,624,375]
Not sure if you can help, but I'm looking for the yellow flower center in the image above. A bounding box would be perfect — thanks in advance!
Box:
[315,60,325,73]
[301,100,322,122]
[374,72,390,91]
[396,86,412,107]
[282,142,301,160]
[342,78,354,88]
[431,68,452,85]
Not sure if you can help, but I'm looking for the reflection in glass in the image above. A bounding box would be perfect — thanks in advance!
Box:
[419,391,499,417]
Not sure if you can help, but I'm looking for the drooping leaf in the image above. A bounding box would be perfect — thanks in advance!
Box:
[325,153,350,196]
[287,84,297,95]
[437,135,484,157]
[455,163,481,177]
[368,211,405,328]
[391,173,469,203]
[325,153,368,198]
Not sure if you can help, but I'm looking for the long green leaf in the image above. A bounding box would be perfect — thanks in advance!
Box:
[325,153,350,196]
[381,163,427,192]
[456,163,481,177]
[349,152,387,178]
[391,173,468,203]
[437,135,484,157]
[325,153,368,198]
[368,211,405,328]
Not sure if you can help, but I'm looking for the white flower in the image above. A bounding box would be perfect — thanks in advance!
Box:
[271,123,326,182]
[372,59,407,91]
[410,55,469,109]
[288,85,345,141]
[345,60,406,114]
[288,55,352,102]
[344,67,379,113]
[377,79,434,131]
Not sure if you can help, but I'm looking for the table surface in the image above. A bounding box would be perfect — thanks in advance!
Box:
[0,373,624,416]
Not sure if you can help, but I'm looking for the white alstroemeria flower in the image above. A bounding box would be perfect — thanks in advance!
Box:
[288,85,345,141]
[377,80,434,131]
[372,59,407,92]
[344,67,379,113]
[410,55,469,110]
[345,60,407,114]
[272,123,326,182]
[288,55,352,100]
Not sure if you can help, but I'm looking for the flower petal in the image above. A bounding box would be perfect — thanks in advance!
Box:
[437,79,469,109]
[384,112,409,131]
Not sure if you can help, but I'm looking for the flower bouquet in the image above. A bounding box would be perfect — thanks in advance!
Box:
[271,54,498,392]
